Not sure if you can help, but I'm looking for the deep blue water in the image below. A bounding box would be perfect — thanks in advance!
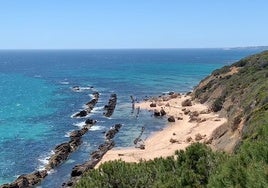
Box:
[0,48,266,187]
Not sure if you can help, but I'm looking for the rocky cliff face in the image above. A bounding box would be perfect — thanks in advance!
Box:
[192,50,268,153]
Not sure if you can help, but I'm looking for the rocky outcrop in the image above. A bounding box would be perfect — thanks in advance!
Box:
[168,116,176,122]
[105,124,122,140]
[62,124,122,187]
[103,94,117,117]
[46,119,96,171]
[0,171,47,188]
[1,119,97,187]
[73,92,99,118]
[181,99,192,107]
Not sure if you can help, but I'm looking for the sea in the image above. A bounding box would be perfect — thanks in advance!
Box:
[0,48,266,187]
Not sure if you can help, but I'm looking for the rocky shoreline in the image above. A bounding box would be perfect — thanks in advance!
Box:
[0,88,122,188]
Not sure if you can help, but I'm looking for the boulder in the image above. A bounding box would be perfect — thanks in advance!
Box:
[177,117,183,120]
[150,103,157,107]
[105,124,122,140]
[168,116,176,122]
[160,108,166,116]
[181,99,192,107]
[184,109,191,115]
[195,133,205,141]
[73,110,87,118]
[186,136,193,143]
[85,119,96,125]
[154,110,161,116]
[69,128,88,139]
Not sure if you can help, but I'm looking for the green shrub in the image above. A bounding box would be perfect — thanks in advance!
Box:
[211,96,225,112]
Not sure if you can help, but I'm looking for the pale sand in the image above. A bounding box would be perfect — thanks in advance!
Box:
[97,94,226,167]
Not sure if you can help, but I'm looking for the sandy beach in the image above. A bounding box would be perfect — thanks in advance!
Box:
[97,93,226,167]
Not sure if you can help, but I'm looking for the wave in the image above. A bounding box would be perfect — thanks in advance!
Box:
[59,81,69,85]
[37,150,55,171]
[90,125,105,131]
[64,130,74,137]
[73,122,86,128]
[91,106,104,113]
[71,86,94,92]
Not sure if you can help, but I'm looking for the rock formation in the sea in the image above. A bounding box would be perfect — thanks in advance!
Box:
[1,117,97,187]
[134,126,145,149]
[192,50,268,153]
[103,94,117,117]
[45,119,96,171]
[73,92,99,118]
[0,170,47,188]
[62,123,122,187]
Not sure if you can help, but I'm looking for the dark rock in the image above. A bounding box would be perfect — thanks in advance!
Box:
[186,91,192,96]
[73,110,87,118]
[186,136,192,143]
[168,116,176,122]
[2,170,48,188]
[160,108,166,116]
[177,117,183,120]
[181,99,192,107]
[154,110,161,116]
[170,93,179,99]
[184,109,190,115]
[72,86,80,91]
[195,133,204,141]
[189,116,201,122]
[46,143,72,170]
[168,91,175,95]
[105,124,122,140]
[69,128,88,139]
[103,94,117,117]
[85,119,96,125]
[69,138,82,150]
[150,103,157,107]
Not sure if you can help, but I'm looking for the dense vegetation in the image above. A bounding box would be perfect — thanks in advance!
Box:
[76,51,268,187]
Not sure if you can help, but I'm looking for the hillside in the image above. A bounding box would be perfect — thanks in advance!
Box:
[75,51,268,187]
[192,50,268,153]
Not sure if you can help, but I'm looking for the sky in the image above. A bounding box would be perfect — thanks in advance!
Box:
[0,0,267,49]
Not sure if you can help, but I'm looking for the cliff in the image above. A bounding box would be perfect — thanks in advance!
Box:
[192,50,268,153]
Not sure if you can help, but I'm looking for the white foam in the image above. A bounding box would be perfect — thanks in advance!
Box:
[90,125,105,131]
[64,130,74,137]
[65,159,75,164]
[73,122,85,128]
[91,106,104,113]
[80,86,93,90]
[37,150,55,171]
[59,81,69,85]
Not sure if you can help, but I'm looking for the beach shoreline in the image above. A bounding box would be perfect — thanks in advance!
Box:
[97,93,227,167]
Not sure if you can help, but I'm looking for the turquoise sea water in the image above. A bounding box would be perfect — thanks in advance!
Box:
[0,48,266,187]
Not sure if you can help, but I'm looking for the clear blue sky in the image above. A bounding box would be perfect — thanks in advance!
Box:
[0,0,267,49]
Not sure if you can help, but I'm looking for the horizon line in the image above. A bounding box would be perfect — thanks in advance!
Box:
[0,46,268,51]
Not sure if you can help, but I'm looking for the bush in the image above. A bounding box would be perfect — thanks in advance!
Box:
[211,96,225,112]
